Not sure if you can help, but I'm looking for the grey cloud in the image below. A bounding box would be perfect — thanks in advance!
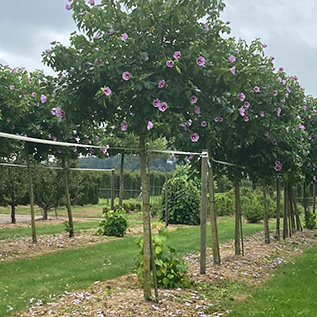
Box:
[221,0,317,96]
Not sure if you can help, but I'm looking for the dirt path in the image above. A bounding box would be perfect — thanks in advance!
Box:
[0,214,49,224]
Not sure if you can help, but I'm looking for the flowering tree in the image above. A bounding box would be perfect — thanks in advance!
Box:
[43,0,228,298]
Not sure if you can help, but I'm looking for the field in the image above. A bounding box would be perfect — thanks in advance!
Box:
[0,202,317,316]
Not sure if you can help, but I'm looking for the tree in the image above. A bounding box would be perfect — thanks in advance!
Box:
[43,0,228,298]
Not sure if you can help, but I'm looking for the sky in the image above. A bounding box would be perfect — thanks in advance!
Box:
[1,0,317,96]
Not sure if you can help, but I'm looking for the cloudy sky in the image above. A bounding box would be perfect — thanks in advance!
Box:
[1,0,317,96]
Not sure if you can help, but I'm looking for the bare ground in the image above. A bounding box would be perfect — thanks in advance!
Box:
[7,229,317,317]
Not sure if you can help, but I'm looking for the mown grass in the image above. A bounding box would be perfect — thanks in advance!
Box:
[228,246,317,316]
[0,213,143,240]
[0,220,100,240]
[0,216,272,316]
[0,198,149,218]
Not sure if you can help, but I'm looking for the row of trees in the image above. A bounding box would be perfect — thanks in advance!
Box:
[0,164,100,222]
[1,0,317,299]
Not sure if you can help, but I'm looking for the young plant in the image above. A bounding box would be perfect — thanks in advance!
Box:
[97,208,128,237]
[136,224,190,288]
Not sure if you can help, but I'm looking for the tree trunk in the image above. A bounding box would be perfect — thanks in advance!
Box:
[111,167,115,210]
[234,170,241,255]
[275,178,281,240]
[291,186,302,231]
[313,184,316,214]
[288,185,296,234]
[303,181,309,229]
[139,135,152,299]
[283,181,288,240]
[10,204,16,224]
[200,150,208,274]
[263,182,270,244]
[62,157,74,238]
[119,153,125,208]
[207,148,221,266]
[26,145,37,243]
[43,206,48,220]
[164,158,169,226]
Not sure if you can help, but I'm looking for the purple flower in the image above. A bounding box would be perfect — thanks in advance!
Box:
[159,102,168,112]
[244,116,249,122]
[143,52,149,61]
[191,133,199,142]
[263,43,267,48]
[277,107,281,117]
[190,95,198,104]
[153,98,160,107]
[55,108,65,119]
[201,121,207,127]
[238,93,245,101]
[294,75,298,81]
[240,107,246,117]
[196,56,205,66]
[298,124,305,130]
[244,101,250,109]
[73,147,77,152]
[11,125,15,129]
[272,139,277,145]
[279,67,284,72]
[273,90,278,96]
[122,71,131,81]
[88,0,94,5]
[264,131,269,137]
[166,60,174,68]
[10,85,15,90]
[36,125,40,130]
[260,111,265,117]
[121,120,128,131]
[40,94,47,103]
[158,79,165,88]
[228,55,236,63]
[303,105,307,110]
[104,86,111,96]
[121,33,128,41]
[147,121,153,131]
[203,23,209,31]
[109,28,114,35]
[173,51,181,59]
[254,86,260,93]
[282,80,286,85]
[218,117,223,122]
[194,106,201,114]
[52,136,57,141]
[274,161,283,172]
[230,66,236,75]
[28,78,32,83]
[66,4,72,10]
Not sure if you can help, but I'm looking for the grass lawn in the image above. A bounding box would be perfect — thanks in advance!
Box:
[0,213,143,240]
[0,216,270,316]
[0,198,150,218]
[0,220,100,240]
[228,246,317,316]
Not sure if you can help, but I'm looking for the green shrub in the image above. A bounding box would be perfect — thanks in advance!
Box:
[160,164,200,225]
[215,191,235,216]
[304,209,317,229]
[136,225,190,288]
[97,208,128,237]
[150,201,161,217]
[241,187,276,223]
